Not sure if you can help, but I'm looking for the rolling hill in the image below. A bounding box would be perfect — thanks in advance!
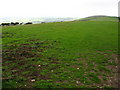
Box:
[2,16,118,88]
[75,15,118,22]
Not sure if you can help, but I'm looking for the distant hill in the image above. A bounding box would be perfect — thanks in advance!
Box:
[75,15,118,22]
[0,17,76,24]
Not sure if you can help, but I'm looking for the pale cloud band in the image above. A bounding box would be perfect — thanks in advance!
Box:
[0,0,119,18]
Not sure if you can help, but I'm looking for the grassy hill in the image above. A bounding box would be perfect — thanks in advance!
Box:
[2,18,118,88]
[75,15,118,22]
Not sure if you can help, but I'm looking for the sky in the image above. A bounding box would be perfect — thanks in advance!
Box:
[0,0,119,18]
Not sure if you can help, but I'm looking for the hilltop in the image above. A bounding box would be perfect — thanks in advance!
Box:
[75,15,118,22]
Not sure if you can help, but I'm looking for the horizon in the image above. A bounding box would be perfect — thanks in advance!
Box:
[0,17,78,24]
[0,15,118,24]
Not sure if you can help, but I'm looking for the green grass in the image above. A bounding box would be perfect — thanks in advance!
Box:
[76,16,118,22]
[2,20,118,88]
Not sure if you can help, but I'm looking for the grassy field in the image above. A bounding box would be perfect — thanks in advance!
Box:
[2,19,118,88]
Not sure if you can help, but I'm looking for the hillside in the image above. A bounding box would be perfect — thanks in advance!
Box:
[75,15,118,22]
[2,19,118,88]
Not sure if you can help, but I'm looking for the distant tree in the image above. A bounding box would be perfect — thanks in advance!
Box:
[14,22,19,25]
[25,22,32,25]
[10,22,19,25]
[1,23,10,26]
[11,22,14,25]
[41,22,45,23]
[20,22,23,25]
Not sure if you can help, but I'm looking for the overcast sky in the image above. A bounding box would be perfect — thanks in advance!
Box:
[0,0,119,18]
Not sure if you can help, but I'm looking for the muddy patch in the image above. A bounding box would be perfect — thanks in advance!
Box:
[2,39,59,88]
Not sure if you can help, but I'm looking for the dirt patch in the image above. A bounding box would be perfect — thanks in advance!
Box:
[2,40,57,88]
[75,51,119,88]
[71,65,80,69]
[48,57,60,64]
[2,45,41,62]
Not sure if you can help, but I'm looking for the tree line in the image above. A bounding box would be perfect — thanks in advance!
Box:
[0,22,32,26]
